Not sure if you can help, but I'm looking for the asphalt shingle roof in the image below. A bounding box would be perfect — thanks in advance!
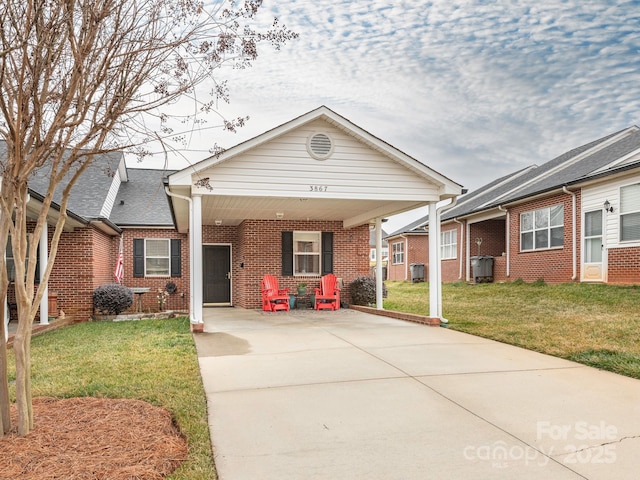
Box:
[109,169,175,226]
[394,126,640,233]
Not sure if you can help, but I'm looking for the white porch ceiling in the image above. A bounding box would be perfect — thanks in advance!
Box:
[200,195,425,228]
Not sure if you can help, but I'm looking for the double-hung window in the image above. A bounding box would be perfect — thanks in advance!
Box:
[281,231,333,276]
[293,231,321,275]
[133,238,181,278]
[391,242,404,264]
[520,204,564,251]
[441,229,457,259]
[145,239,171,276]
[620,183,640,242]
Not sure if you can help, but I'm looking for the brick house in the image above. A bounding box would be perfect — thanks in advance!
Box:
[4,150,188,332]
[394,126,640,285]
[4,106,463,332]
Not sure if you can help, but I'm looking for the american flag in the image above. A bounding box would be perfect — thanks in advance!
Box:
[114,236,124,284]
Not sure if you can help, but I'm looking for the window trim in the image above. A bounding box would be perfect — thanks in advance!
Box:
[440,229,457,260]
[144,238,171,277]
[391,241,404,265]
[520,204,565,252]
[620,183,640,243]
[293,231,322,276]
[133,238,181,278]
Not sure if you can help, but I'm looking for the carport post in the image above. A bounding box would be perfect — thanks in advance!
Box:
[375,217,383,309]
[192,194,203,325]
[428,202,441,319]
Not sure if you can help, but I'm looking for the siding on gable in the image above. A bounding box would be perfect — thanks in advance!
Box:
[192,120,442,201]
[99,166,122,218]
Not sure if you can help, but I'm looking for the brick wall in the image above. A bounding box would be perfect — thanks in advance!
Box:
[469,219,506,257]
[48,227,110,321]
[441,222,464,283]
[607,246,640,284]
[118,228,190,313]
[230,220,369,309]
[386,234,429,281]
[507,192,581,284]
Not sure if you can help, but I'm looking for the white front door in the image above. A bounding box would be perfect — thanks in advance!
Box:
[582,209,605,281]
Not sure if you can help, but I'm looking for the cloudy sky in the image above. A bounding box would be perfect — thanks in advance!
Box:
[147,0,640,230]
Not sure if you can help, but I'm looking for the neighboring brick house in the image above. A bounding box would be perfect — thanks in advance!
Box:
[5,106,463,330]
[396,126,640,285]
[5,151,186,328]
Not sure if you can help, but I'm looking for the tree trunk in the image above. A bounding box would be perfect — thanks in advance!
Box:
[13,312,34,435]
[0,315,9,435]
[0,195,13,435]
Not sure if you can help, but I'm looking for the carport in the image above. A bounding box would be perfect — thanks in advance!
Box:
[165,106,462,327]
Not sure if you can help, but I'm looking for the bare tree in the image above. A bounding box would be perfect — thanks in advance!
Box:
[0,0,297,435]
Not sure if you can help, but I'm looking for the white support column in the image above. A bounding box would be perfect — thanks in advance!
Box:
[428,202,441,319]
[39,223,49,325]
[191,195,203,324]
[375,218,383,309]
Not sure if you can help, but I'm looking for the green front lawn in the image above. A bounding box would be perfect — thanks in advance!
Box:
[384,281,640,379]
[7,318,215,480]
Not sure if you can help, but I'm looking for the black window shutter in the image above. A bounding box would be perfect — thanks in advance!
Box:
[321,232,333,275]
[133,239,145,278]
[170,239,181,277]
[34,255,40,283]
[282,231,293,276]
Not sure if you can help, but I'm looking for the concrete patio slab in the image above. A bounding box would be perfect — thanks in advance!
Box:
[195,307,640,480]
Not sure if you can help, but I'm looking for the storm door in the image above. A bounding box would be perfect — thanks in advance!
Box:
[203,245,231,305]
[582,210,604,281]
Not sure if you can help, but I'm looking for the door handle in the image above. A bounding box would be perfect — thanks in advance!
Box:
[226,272,231,279]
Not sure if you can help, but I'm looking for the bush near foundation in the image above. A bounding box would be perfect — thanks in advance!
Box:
[93,284,134,315]
[349,276,387,305]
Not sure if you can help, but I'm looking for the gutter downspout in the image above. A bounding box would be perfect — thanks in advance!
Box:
[453,218,464,280]
[498,205,510,278]
[562,186,577,280]
[164,187,199,324]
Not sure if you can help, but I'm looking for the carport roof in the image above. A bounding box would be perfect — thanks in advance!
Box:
[166,106,463,231]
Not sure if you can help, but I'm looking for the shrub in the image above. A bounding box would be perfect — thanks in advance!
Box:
[349,276,387,305]
[93,284,134,315]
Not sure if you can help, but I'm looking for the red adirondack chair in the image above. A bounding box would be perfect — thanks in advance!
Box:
[314,273,340,310]
[261,274,290,312]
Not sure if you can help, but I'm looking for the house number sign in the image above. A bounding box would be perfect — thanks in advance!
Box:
[310,185,328,192]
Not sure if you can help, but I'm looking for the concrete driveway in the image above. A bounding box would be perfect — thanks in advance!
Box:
[194,307,640,480]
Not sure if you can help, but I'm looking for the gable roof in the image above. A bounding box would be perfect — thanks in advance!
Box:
[1,141,176,232]
[166,105,464,231]
[169,105,462,196]
[393,125,640,232]
[109,169,175,227]
[27,150,125,221]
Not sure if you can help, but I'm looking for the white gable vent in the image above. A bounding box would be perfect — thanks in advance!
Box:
[307,133,334,160]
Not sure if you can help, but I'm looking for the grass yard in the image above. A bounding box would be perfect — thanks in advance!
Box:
[6,317,215,480]
[384,280,640,379]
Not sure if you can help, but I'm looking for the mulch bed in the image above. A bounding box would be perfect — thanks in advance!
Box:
[0,397,188,479]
